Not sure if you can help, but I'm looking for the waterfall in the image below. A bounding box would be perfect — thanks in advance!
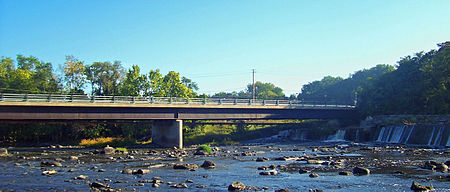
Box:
[427,127,436,146]
[377,127,386,142]
[389,125,405,143]
[403,125,415,144]
[432,126,444,146]
[355,129,360,142]
[325,129,346,142]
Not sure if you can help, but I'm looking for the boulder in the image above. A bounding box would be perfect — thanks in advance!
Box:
[275,189,290,192]
[171,183,188,188]
[40,161,62,167]
[103,145,115,155]
[309,173,319,178]
[259,170,278,175]
[228,181,246,191]
[410,181,434,191]
[256,157,269,162]
[201,160,216,169]
[74,175,88,180]
[173,164,198,170]
[121,169,133,174]
[353,166,370,175]
[338,171,352,176]
[299,168,310,174]
[69,156,78,161]
[133,169,150,174]
[0,148,8,156]
[42,170,57,175]
[424,160,447,172]
[90,182,110,189]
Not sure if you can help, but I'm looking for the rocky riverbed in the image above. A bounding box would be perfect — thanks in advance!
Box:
[0,142,449,191]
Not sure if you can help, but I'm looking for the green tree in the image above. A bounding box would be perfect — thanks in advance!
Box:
[63,55,86,94]
[0,57,14,91]
[246,81,285,100]
[119,65,148,96]
[85,61,124,96]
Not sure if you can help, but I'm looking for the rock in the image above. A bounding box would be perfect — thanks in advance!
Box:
[256,157,269,162]
[228,181,246,191]
[74,175,88,180]
[299,168,310,174]
[309,189,323,192]
[194,150,207,155]
[258,166,268,170]
[152,183,160,187]
[122,169,133,174]
[40,161,62,167]
[171,183,188,188]
[275,189,290,192]
[353,166,370,175]
[98,169,105,172]
[42,170,57,175]
[186,179,194,183]
[152,176,162,180]
[173,164,198,170]
[338,171,352,176]
[410,181,434,191]
[103,145,115,155]
[90,182,109,189]
[0,148,8,156]
[307,160,325,164]
[309,173,319,178]
[69,156,78,161]
[268,164,276,169]
[68,169,78,172]
[133,169,150,174]
[259,170,278,175]
[197,185,207,188]
[201,160,216,169]
[424,160,448,172]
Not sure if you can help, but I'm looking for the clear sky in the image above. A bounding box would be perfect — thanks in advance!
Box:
[1,0,449,96]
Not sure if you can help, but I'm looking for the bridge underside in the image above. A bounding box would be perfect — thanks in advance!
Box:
[0,105,357,148]
[0,105,356,120]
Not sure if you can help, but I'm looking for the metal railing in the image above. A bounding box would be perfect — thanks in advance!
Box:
[0,93,355,109]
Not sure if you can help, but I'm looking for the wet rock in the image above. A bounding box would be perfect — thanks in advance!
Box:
[299,168,310,174]
[309,189,323,192]
[258,166,268,170]
[410,181,434,191]
[152,183,160,187]
[353,166,370,175]
[338,171,352,176]
[201,160,216,169]
[197,185,207,188]
[309,173,319,178]
[259,170,278,175]
[256,157,269,162]
[194,150,207,155]
[173,164,198,170]
[74,175,88,180]
[40,161,62,167]
[268,164,276,169]
[152,176,162,180]
[424,160,448,172]
[69,156,78,161]
[228,181,246,191]
[171,183,188,188]
[90,182,110,189]
[121,169,133,174]
[307,160,325,164]
[275,156,298,161]
[102,145,115,155]
[186,179,194,183]
[0,148,8,156]
[98,169,105,172]
[133,169,150,175]
[68,169,78,172]
[275,189,290,192]
[42,170,57,175]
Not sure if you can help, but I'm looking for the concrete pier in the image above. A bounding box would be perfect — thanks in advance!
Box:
[152,120,183,148]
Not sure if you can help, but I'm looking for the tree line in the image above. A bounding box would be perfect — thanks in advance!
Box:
[298,41,449,116]
[0,55,199,98]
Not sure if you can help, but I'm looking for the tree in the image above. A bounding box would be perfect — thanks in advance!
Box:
[119,65,148,96]
[0,57,14,91]
[246,81,285,100]
[63,55,86,94]
[85,61,124,96]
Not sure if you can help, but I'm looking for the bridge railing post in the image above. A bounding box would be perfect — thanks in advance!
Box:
[248,99,252,106]
[262,100,265,106]
[132,96,135,104]
[186,98,189,104]
[234,98,237,105]
[219,99,222,105]
[169,97,173,104]
[47,94,52,102]
[0,93,3,102]
[203,98,206,105]
[276,100,279,106]
[149,96,154,104]
[24,94,28,102]
[91,95,95,103]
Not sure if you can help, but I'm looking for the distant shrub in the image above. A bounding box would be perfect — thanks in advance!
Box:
[196,144,212,154]
[79,137,136,147]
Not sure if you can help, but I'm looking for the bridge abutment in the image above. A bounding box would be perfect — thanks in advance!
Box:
[152,120,183,149]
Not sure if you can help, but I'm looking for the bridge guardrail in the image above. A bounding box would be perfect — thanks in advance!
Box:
[0,93,355,109]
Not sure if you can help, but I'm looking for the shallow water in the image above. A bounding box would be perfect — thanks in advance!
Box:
[0,144,449,191]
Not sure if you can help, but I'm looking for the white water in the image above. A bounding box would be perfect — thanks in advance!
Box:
[427,127,436,146]
[378,124,448,146]
[325,129,346,142]
[403,125,415,144]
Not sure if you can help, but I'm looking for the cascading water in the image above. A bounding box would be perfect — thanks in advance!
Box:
[325,129,346,142]
[377,124,449,146]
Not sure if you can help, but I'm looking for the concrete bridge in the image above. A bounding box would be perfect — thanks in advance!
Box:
[0,93,357,148]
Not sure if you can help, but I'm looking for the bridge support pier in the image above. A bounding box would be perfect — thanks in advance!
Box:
[152,120,183,149]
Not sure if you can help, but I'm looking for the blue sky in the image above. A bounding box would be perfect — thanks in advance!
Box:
[1,0,449,96]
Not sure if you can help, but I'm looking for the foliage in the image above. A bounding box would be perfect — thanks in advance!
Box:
[0,55,62,93]
[358,42,449,115]
[196,144,212,154]
[85,61,124,96]
[212,81,285,99]
[63,55,86,94]
[119,65,148,96]
[79,137,136,147]
[298,65,394,104]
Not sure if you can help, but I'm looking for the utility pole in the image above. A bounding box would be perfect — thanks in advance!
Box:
[252,69,255,103]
